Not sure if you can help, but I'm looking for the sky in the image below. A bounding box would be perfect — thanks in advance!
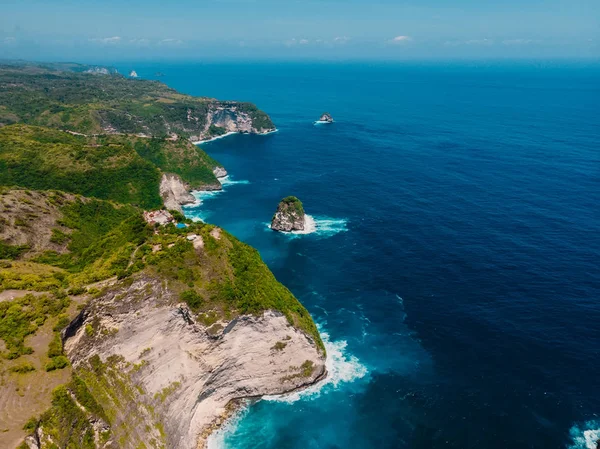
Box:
[1,0,598,61]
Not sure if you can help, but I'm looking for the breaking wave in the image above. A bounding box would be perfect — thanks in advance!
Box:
[263,329,368,403]
[219,175,250,187]
[266,215,348,238]
[183,175,249,222]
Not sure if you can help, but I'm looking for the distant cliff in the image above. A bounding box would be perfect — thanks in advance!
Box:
[0,64,276,141]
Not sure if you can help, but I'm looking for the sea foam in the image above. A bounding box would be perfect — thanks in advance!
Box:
[184,175,249,222]
[263,329,368,403]
[568,420,600,449]
[206,329,368,449]
[266,214,348,238]
[219,175,250,187]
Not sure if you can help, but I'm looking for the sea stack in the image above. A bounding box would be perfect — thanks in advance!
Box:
[317,112,334,123]
[271,196,305,232]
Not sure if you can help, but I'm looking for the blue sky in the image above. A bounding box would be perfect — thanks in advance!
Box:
[1,0,598,61]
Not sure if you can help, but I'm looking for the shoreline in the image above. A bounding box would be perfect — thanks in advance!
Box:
[192,129,278,145]
[200,366,328,449]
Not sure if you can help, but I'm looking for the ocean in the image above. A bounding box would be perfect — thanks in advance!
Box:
[116,60,600,449]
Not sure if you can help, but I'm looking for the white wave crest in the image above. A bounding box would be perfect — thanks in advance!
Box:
[206,403,251,449]
[568,420,600,449]
[219,175,250,186]
[266,215,348,238]
[263,330,368,404]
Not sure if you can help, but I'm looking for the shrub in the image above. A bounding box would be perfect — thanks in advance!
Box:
[45,355,69,371]
[180,289,203,310]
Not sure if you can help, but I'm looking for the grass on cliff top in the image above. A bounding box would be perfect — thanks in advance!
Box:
[1,187,322,348]
[0,124,163,209]
[280,196,305,216]
[0,124,223,208]
[0,65,275,138]
[144,222,323,350]
[0,293,70,359]
[133,138,221,188]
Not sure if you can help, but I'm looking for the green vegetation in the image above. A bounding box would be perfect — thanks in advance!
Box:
[1,62,323,449]
[33,376,110,449]
[208,124,228,136]
[0,293,70,359]
[0,241,29,260]
[280,360,317,383]
[0,125,163,209]
[9,362,36,373]
[0,64,275,137]
[271,341,287,351]
[142,223,323,349]
[133,138,222,188]
[46,356,69,372]
[281,196,305,216]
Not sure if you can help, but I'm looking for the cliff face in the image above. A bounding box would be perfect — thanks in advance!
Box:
[0,65,275,140]
[271,197,306,232]
[57,276,325,449]
[160,173,208,213]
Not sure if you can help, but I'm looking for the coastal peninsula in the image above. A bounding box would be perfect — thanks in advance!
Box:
[0,62,325,449]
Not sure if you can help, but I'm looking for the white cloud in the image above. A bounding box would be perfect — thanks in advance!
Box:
[159,38,183,45]
[90,36,121,44]
[389,35,412,44]
[129,38,150,46]
[299,39,309,45]
[333,36,350,44]
[3,37,16,44]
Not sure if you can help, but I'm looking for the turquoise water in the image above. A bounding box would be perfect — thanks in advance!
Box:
[118,61,600,449]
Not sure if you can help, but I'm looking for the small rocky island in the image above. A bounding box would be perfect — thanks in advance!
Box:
[271,196,305,232]
[316,112,334,123]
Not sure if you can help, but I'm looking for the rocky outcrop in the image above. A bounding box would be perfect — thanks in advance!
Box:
[212,166,228,179]
[318,112,333,123]
[189,104,276,142]
[159,174,201,213]
[271,196,305,232]
[63,276,326,449]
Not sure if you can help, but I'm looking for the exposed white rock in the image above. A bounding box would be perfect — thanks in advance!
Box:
[64,278,326,449]
[160,173,197,213]
[212,167,228,179]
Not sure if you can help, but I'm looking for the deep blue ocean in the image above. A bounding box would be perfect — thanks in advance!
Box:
[116,61,599,449]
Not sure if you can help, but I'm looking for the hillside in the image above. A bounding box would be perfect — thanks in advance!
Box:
[0,124,224,209]
[0,187,324,448]
[0,64,275,140]
[0,62,324,449]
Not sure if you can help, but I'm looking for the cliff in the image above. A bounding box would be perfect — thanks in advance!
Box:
[0,64,276,141]
[55,276,325,449]
[0,124,226,209]
[271,196,306,232]
[0,62,322,449]
[0,189,324,449]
